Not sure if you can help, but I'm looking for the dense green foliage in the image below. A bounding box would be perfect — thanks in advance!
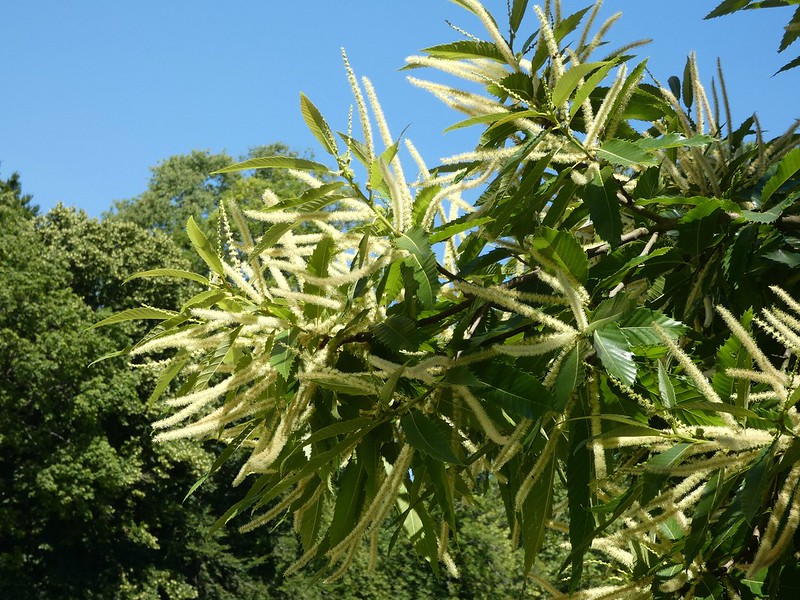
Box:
[110,1,800,598]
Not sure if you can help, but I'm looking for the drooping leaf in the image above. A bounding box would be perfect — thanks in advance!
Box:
[328,460,367,545]
[401,410,461,464]
[566,394,594,591]
[553,342,584,410]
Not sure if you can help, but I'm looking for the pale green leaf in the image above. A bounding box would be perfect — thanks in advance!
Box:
[187,216,225,276]
[300,93,338,156]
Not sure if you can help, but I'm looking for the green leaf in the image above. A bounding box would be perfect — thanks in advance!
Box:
[569,61,617,120]
[532,226,589,283]
[761,147,800,203]
[596,139,658,167]
[371,314,421,352]
[90,306,178,329]
[619,308,688,347]
[743,196,796,223]
[401,410,461,464]
[328,460,367,545]
[271,328,299,379]
[658,361,677,409]
[635,133,714,151]
[566,393,594,591]
[429,215,493,244]
[187,216,225,276]
[195,326,241,391]
[521,441,556,574]
[682,56,693,109]
[300,93,338,156]
[552,61,611,108]
[395,226,439,310]
[212,155,330,174]
[705,0,753,19]
[423,40,506,62]
[553,343,584,410]
[593,324,636,386]
[585,167,624,249]
[250,222,296,257]
[303,372,378,396]
[510,0,529,33]
[125,268,209,286]
[677,200,724,256]
[646,442,695,473]
[147,355,189,406]
[280,181,345,212]
[184,420,259,501]
[472,363,555,420]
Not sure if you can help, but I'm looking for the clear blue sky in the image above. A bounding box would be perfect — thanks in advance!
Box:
[1,1,796,217]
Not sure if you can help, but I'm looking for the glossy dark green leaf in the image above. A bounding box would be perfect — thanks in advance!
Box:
[585,168,624,249]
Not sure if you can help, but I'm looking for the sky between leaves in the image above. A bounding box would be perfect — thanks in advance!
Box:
[1,0,797,217]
